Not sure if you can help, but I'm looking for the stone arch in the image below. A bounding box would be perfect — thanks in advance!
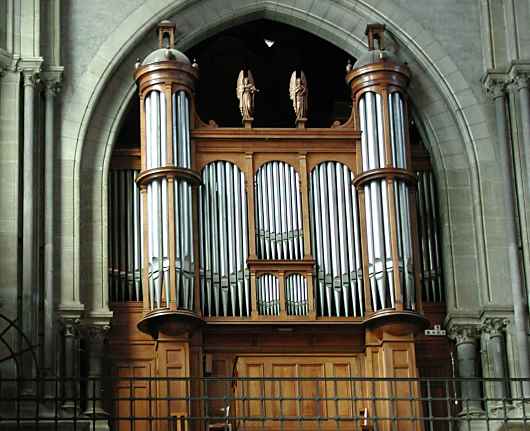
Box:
[64,0,502,321]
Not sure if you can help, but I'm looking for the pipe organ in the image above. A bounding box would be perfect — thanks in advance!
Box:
[107,21,448,431]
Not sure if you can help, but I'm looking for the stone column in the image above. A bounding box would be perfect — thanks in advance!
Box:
[485,78,530,397]
[482,318,509,404]
[21,69,39,391]
[513,74,530,174]
[82,324,110,423]
[449,325,483,414]
[61,318,80,414]
[42,77,61,400]
[0,67,4,99]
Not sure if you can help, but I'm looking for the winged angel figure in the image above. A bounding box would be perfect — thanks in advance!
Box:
[289,70,308,121]
[236,70,258,121]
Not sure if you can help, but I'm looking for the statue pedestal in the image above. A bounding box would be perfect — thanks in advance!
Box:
[296,117,307,129]
[243,117,253,128]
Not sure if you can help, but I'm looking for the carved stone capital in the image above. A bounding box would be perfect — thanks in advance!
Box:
[81,323,111,345]
[43,79,61,97]
[41,68,63,96]
[483,77,507,100]
[60,317,80,338]
[481,317,509,337]
[447,324,480,345]
[21,69,40,88]
[512,73,530,91]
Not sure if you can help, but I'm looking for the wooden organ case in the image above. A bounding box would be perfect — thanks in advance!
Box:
[107,22,449,431]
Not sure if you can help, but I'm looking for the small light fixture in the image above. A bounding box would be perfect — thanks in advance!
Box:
[264,38,275,48]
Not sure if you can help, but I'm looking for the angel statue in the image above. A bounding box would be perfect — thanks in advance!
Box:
[236,70,259,123]
[289,70,308,123]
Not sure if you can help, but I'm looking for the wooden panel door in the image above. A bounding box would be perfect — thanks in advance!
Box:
[234,355,365,431]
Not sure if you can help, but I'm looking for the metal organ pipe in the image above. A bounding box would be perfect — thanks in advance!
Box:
[199,161,250,317]
[310,162,363,317]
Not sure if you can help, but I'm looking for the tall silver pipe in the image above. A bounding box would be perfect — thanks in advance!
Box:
[295,167,304,256]
[319,165,332,314]
[241,171,250,316]
[311,166,325,314]
[133,170,142,300]
[119,172,127,299]
[126,170,134,300]
[279,163,288,258]
[159,94,170,305]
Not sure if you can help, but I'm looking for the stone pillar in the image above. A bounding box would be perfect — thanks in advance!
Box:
[482,318,509,404]
[21,69,39,391]
[513,74,530,177]
[61,318,80,414]
[82,324,110,425]
[449,325,483,414]
[42,77,61,400]
[485,78,530,397]
[0,67,4,99]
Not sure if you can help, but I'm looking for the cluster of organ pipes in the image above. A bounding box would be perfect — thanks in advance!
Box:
[108,169,142,302]
[416,170,443,302]
[256,274,280,315]
[358,91,415,311]
[285,274,309,316]
[199,161,250,317]
[109,164,443,313]
[255,273,309,316]
[255,161,304,260]
[310,162,363,317]
[143,89,194,311]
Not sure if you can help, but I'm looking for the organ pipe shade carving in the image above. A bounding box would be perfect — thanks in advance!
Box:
[358,91,415,311]
[108,169,142,302]
[199,161,250,317]
[310,162,363,317]
[285,273,308,316]
[143,89,195,311]
[416,170,443,302]
[254,161,304,260]
[257,274,280,315]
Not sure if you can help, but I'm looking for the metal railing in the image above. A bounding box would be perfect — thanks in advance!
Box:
[0,376,529,430]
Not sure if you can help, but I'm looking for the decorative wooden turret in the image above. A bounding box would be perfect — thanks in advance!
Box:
[347,23,424,324]
[134,20,202,337]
